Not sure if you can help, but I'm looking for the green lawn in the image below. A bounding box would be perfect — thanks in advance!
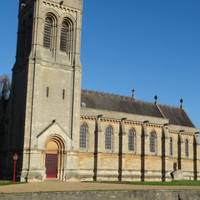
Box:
[0,181,12,186]
[0,181,20,186]
[98,180,200,186]
[131,180,200,186]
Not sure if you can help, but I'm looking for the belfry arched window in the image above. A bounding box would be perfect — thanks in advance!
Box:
[128,129,136,151]
[80,123,88,149]
[105,126,113,150]
[150,131,157,153]
[185,139,189,157]
[43,15,56,49]
[170,137,173,156]
[60,18,74,57]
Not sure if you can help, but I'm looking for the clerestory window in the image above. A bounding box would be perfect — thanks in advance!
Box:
[150,131,157,153]
[105,126,113,150]
[80,123,88,149]
[170,137,173,156]
[185,139,189,157]
[128,129,136,151]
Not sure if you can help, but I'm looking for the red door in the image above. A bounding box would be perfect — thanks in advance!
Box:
[45,154,58,178]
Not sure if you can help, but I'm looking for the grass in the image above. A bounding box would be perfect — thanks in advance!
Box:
[0,181,21,186]
[131,180,200,186]
[0,181,13,186]
[98,180,200,186]
[0,180,200,187]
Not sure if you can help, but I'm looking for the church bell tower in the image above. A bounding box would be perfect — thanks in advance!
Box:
[9,0,83,181]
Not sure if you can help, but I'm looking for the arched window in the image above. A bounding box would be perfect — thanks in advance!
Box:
[105,126,113,150]
[80,123,88,149]
[150,131,157,153]
[185,139,189,157]
[43,16,55,49]
[60,18,73,56]
[128,129,136,151]
[170,137,173,156]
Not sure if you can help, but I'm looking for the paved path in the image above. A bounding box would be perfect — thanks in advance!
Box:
[0,181,200,193]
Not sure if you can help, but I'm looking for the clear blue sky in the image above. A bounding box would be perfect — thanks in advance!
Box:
[0,1,200,128]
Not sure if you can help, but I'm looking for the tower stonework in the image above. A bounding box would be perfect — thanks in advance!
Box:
[9,0,83,181]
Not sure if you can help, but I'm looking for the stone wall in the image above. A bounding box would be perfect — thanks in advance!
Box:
[78,109,199,182]
[0,190,200,200]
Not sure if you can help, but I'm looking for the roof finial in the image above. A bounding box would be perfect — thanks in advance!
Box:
[154,95,158,105]
[131,88,135,100]
[180,98,183,109]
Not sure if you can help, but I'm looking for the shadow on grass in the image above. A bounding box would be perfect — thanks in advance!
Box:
[0,181,23,186]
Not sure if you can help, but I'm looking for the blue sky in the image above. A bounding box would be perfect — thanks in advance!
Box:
[0,1,200,128]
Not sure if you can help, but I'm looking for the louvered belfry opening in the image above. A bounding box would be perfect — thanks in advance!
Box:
[60,18,74,60]
[43,16,54,49]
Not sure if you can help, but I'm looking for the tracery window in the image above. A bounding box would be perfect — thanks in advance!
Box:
[105,126,113,150]
[170,137,173,156]
[150,131,157,153]
[43,15,55,49]
[60,18,74,57]
[128,129,136,151]
[80,123,88,149]
[185,139,189,157]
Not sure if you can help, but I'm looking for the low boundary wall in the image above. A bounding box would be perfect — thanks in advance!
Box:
[0,190,200,200]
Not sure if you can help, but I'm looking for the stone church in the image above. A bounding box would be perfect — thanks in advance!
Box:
[0,0,199,182]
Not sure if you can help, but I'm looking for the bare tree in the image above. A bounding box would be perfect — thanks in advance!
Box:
[0,75,11,100]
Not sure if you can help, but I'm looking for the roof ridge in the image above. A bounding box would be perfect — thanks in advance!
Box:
[82,89,157,106]
[158,103,182,110]
[82,89,131,100]
[82,89,182,109]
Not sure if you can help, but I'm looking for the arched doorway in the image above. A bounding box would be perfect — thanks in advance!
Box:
[45,136,65,180]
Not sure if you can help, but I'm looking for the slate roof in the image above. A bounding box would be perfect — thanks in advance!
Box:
[81,90,195,128]
[158,105,194,128]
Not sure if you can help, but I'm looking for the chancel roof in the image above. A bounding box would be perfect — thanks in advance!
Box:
[81,90,195,128]
[158,105,194,128]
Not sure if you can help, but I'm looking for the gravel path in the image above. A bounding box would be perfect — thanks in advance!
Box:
[0,182,200,193]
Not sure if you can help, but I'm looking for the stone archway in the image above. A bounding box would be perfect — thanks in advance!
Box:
[45,136,65,180]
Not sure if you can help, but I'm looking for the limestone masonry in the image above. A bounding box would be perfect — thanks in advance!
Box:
[0,0,199,182]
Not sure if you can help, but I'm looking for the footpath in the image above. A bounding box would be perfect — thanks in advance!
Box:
[0,181,200,193]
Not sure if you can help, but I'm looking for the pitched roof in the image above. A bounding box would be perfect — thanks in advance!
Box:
[158,105,195,128]
[81,90,195,128]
